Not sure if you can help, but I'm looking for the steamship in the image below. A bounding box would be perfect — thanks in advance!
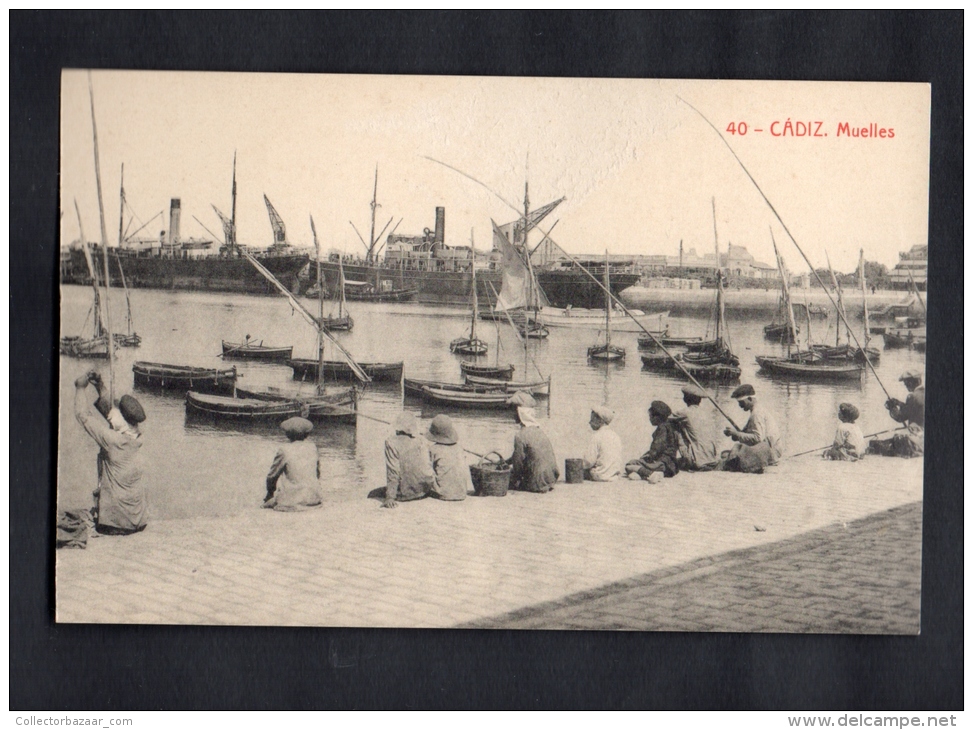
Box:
[313,205,641,309]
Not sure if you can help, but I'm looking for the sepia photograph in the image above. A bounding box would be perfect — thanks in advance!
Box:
[56,71,930,633]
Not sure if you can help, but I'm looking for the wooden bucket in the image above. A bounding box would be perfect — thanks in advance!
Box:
[470,451,512,497]
[565,458,585,484]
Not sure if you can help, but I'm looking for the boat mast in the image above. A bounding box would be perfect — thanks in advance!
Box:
[74,199,102,339]
[338,254,347,319]
[859,249,871,348]
[469,247,478,342]
[88,72,115,400]
[311,216,325,393]
[771,230,797,357]
[604,249,611,349]
[522,175,532,375]
[826,252,848,347]
[802,276,813,352]
[711,197,721,344]
[116,164,134,336]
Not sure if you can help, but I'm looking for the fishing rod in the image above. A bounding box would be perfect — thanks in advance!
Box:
[355,410,487,459]
[676,95,894,403]
[785,426,904,459]
[424,156,742,429]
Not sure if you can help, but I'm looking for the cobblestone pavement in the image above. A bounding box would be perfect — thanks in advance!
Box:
[56,456,923,631]
[466,501,922,633]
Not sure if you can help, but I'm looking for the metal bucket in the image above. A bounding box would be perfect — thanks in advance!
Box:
[470,451,512,497]
[565,458,585,484]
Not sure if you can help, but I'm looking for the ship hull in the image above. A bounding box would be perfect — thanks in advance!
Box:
[309,261,640,309]
[64,250,309,296]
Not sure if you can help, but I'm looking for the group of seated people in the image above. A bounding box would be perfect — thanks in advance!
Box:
[262,370,925,512]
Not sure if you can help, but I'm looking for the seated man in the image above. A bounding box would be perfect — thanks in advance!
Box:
[671,384,719,472]
[425,414,472,501]
[625,400,679,484]
[264,417,323,512]
[867,370,924,458]
[720,384,783,474]
[506,392,559,493]
[382,412,434,508]
[583,405,623,482]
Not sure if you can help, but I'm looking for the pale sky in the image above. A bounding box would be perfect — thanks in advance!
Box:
[60,71,930,272]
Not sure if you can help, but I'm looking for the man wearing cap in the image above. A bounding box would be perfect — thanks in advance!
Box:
[425,414,472,501]
[868,370,924,457]
[671,385,719,472]
[264,417,323,511]
[625,400,680,483]
[74,370,148,535]
[506,392,559,493]
[382,412,434,508]
[582,405,622,481]
[720,384,783,473]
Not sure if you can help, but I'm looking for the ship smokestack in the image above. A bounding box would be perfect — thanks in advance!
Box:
[434,206,444,245]
[168,198,181,248]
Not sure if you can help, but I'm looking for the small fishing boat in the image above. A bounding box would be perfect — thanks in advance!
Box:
[185,387,358,424]
[60,335,110,359]
[289,358,403,383]
[460,361,515,380]
[810,344,881,365]
[588,251,626,362]
[419,385,525,409]
[522,322,550,339]
[541,305,668,333]
[343,282,418,302]
[111,251,141,347]
[764,266,799,344]
[755,354,865,381]
[317,256,354,332]
[222,339,294,362]
[450,239,489,356]
[463,375,551,396]
[882,317,926,349]
[133,361,237,394]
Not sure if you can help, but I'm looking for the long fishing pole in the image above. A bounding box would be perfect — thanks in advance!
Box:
[785,426,904,459]
[425,156,742,429]
[88,71,115,401]
[355,410,486,459]
[676,95,894,403]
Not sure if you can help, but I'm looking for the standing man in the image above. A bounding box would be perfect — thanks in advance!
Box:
[720,384,783,473]
[671,384,719,472]
[583,405,623,481]
[868,369,925,457]
[74,370,148,535]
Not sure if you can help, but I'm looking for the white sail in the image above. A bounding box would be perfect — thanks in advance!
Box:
[491,219,549,312]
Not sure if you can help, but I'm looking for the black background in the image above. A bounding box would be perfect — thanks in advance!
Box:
[10,11,963,710]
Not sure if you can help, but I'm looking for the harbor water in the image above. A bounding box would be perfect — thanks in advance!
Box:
[57,285,925,521]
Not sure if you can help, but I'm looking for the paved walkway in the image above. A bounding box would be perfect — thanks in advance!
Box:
[467,501,921,633]
[56,456,923,631]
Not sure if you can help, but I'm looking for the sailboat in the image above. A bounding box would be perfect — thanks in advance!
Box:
[756,235,865,381]
[60,203,110,359]
[641,210,740,382]
[187,218,366,424]
[449,248,488,356]
[587,251,626,361]
[319,255,354,332]
[111,252,141,347]
[810,251,880,364]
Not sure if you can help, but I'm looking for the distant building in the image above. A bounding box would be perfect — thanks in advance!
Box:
[888,244,927,289]
[663,243,777,279]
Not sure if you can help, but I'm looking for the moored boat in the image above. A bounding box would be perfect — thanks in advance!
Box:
[404,376,549,399]
[460,361,515,380]
[289,358,403,383]
[134,361,237,394]
[185,387,358,424]
[60,335,110,359]
[755,354,865,381]
[222,339,294,362]
[419,385,522,409]
[587,250,626,362]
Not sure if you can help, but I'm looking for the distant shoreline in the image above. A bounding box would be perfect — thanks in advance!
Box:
[619,285,919,317]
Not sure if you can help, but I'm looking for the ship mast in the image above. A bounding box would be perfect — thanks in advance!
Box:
[711,197,721,344]
[522,174,532,377]
[826,252,848,347]
[74,199,103,339]
[859,249,871,347]
[604,250,612,349]
[368,166,378,264]
[230,151,237,251]
[771,230,798,358]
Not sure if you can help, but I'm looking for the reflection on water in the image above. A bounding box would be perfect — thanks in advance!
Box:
[58,285,925,521]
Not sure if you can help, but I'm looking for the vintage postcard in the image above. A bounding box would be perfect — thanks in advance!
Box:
[56,72,929,631]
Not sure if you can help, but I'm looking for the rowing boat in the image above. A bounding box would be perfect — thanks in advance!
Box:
[755,354,865,380]
[419,386,519,409]
[186,386,357,424]
[459,361,515,380]
[289,358,403,383]
[133,361,237,394]
[404,376,549,399]
[222,339,294,362]
[60,335,110,359]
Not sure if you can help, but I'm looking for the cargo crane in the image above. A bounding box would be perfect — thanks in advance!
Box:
[264,194,289,250]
